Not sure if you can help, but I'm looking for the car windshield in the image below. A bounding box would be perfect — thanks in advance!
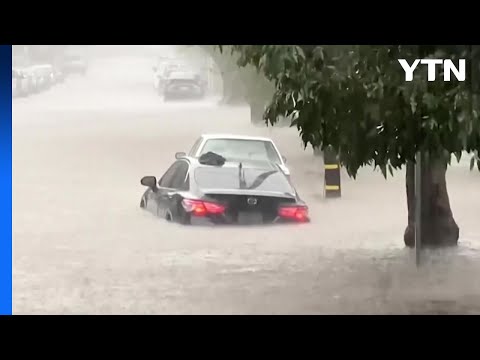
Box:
[164,65,189,77]
[194,167,293,194]
[199,139,282,163]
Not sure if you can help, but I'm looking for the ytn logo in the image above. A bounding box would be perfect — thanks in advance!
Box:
[398,59,466,82]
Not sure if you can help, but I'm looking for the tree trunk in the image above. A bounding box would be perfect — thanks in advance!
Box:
[404,155,459,248]
[323,146,338,163]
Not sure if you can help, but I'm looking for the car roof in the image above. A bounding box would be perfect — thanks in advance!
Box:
[200,134,274,142]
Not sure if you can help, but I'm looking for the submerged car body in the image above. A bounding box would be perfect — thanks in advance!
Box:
[178,134,291,177]
[139,155,308,225]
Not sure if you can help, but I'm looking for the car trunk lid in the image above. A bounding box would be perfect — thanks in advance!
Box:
[203,189,297,224]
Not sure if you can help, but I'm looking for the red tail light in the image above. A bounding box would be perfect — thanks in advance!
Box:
[181,199,226,217]
[278,205,309,222]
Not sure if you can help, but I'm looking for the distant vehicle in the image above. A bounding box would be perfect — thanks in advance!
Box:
[37,65,54,89]
[12,68,29,97]
[139,154,309,225]
[22,67,41,93]
[30,64,55,91]
[62,55,88,75]
[53,68,65,83]
[163,63,189,78]
[152,61,190,94]
[163,71,206,100]
[177,134,291,177]
[152,61,172,89]
[152,62,167,91]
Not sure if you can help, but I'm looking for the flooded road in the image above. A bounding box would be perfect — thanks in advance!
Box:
[12,56,480,314]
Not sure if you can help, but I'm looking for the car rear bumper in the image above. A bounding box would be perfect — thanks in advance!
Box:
[164,94,204,101]
[165,89,203,96]
[164,84,204,97]
[189,215,310,226]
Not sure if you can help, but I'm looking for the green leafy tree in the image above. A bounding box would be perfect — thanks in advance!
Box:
[219,45,480,247]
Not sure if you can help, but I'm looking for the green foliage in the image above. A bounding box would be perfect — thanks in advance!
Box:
[218,45,480,178]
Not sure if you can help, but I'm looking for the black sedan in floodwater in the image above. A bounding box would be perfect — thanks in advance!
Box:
[139,153,309,225]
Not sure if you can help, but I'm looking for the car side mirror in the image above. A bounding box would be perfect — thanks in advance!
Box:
[175,152,186,159]
[282,155,287,163]
[141,176,157,190]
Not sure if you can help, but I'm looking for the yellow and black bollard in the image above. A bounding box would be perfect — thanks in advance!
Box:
[323,146,341,198]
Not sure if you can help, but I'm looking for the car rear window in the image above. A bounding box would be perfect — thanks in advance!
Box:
[199,139,282,164]
[168,78,198,85]
[194,167,293,194]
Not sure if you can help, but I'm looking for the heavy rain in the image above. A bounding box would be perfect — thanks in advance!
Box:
[12,45,480,314]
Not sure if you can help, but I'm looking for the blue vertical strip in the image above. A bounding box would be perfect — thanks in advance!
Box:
[0,45,12,315]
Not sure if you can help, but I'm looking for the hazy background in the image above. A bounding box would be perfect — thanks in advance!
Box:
[12,45,480,314]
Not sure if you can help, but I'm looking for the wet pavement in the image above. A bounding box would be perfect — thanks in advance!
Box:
[12,55,480,314]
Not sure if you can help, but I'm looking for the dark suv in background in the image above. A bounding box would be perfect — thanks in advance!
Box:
[163,71,206,101]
